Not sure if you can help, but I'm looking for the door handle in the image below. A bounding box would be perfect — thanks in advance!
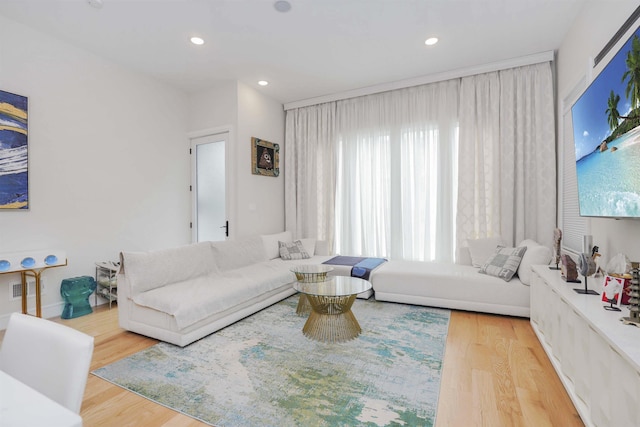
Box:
[220,220,229,237]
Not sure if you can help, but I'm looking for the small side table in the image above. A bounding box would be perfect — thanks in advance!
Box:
[0,250,67,318]
[294,276,372,342]
[60,276,97,319]
[290,265,334,316]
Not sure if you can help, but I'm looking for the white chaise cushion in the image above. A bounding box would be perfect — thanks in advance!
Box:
[516,239,552,285]
[371,261,530,316]
[133,262,295,329]
[261,231,293,259]
[467,236,503,267]
[121,242,217,295]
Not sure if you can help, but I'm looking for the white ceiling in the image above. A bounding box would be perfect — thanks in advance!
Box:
[0,0,588,104]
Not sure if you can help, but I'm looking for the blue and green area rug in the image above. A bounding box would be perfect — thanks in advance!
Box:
[93,296,450,427]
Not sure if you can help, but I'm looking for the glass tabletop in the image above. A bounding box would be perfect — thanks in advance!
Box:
[289,264,334,274]
[293,276,372,297]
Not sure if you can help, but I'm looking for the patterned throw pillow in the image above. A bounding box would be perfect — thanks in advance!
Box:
[278,240,310,260]
[479,246,528,282]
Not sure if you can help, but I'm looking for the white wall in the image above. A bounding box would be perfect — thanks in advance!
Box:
[188,81,238,131]
[0,16,190,320]
[557,1,640,264]
[236,82,285,237]
[187,81,285,239]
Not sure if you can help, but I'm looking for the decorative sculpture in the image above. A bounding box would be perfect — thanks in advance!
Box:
[574,249,599,295]
[561,254,580,283]
[549,228,562,270]
[621,262,640,327]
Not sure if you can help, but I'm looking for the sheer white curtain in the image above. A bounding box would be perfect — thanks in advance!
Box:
[335,80,460,261]
[284,102,337,245]
[457,62,556,249]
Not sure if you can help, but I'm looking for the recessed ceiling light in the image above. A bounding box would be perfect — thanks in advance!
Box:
[425,37,439,46]
[190,37,205,46]
[274,1,291,13]
[258,80,269,86]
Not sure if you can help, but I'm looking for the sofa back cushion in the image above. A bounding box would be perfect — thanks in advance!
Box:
[261,231,293,259]
[211,236,267,272]
[121,242,217,295]
[516,239,552,285]
[467,236,503,267]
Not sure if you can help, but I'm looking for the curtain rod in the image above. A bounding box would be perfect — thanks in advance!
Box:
[284,50,555,111]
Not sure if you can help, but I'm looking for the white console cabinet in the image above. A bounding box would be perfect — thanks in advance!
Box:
[530,266,640,427]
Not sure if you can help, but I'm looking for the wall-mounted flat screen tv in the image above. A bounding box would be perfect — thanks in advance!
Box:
[571,25,640,218]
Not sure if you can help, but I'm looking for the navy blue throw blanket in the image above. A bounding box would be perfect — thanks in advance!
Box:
[323,256,387,280]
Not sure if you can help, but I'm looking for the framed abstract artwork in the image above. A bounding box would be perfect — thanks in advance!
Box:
[251,137,279,177]
[0,90,28,209]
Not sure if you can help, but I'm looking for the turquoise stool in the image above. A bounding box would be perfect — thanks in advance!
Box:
[60,276,97,319]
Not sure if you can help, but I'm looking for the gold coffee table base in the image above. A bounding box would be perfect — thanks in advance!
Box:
[296,294,312,316]
[302,294,361,342]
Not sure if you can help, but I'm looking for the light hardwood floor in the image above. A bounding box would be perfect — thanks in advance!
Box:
[10,305,584,427]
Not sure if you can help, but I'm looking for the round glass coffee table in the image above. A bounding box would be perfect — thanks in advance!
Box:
[290,265,334,316]
[293,276,372,343]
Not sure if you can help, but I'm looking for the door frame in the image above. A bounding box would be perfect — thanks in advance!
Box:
[188,126,236,242]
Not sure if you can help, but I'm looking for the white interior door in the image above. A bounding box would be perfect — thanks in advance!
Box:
[191,132,228,242]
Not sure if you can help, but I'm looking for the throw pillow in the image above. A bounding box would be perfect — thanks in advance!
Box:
[517,243,552,286]
[479,246,528,282]
[278,240,310,260]
[467,236,503,267]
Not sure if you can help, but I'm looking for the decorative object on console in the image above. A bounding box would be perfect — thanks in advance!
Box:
[575,251,599,295]
[601,275,623,311]
[560,254,580,283]
[0,90,28,210]
[549,228,562,270]
[591,245,604,277]
[0,249,67,317]
[582,234,593,254]
[621,262,640,326]
[251,137,279,177]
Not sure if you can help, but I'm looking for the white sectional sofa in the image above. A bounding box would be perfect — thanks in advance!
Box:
[118,232,550,346]
[118,231,372,347]
[371,239,552,318]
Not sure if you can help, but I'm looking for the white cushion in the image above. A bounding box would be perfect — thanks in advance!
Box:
[133,262,295,329]
[479,246,527,282]
[210,237,267,272]
[122,242,217,295]
[467,236,503,267]
[516,241,552,285]
[261,231,293,259]
[298,238,316,256]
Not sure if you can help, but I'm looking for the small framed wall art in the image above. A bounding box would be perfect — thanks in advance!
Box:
[251,137,279,177]
[0,90,28,209]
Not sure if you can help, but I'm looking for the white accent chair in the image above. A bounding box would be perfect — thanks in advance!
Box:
[0,312,94,413]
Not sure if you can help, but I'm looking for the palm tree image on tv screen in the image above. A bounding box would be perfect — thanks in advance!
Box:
[571,26,640,218]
